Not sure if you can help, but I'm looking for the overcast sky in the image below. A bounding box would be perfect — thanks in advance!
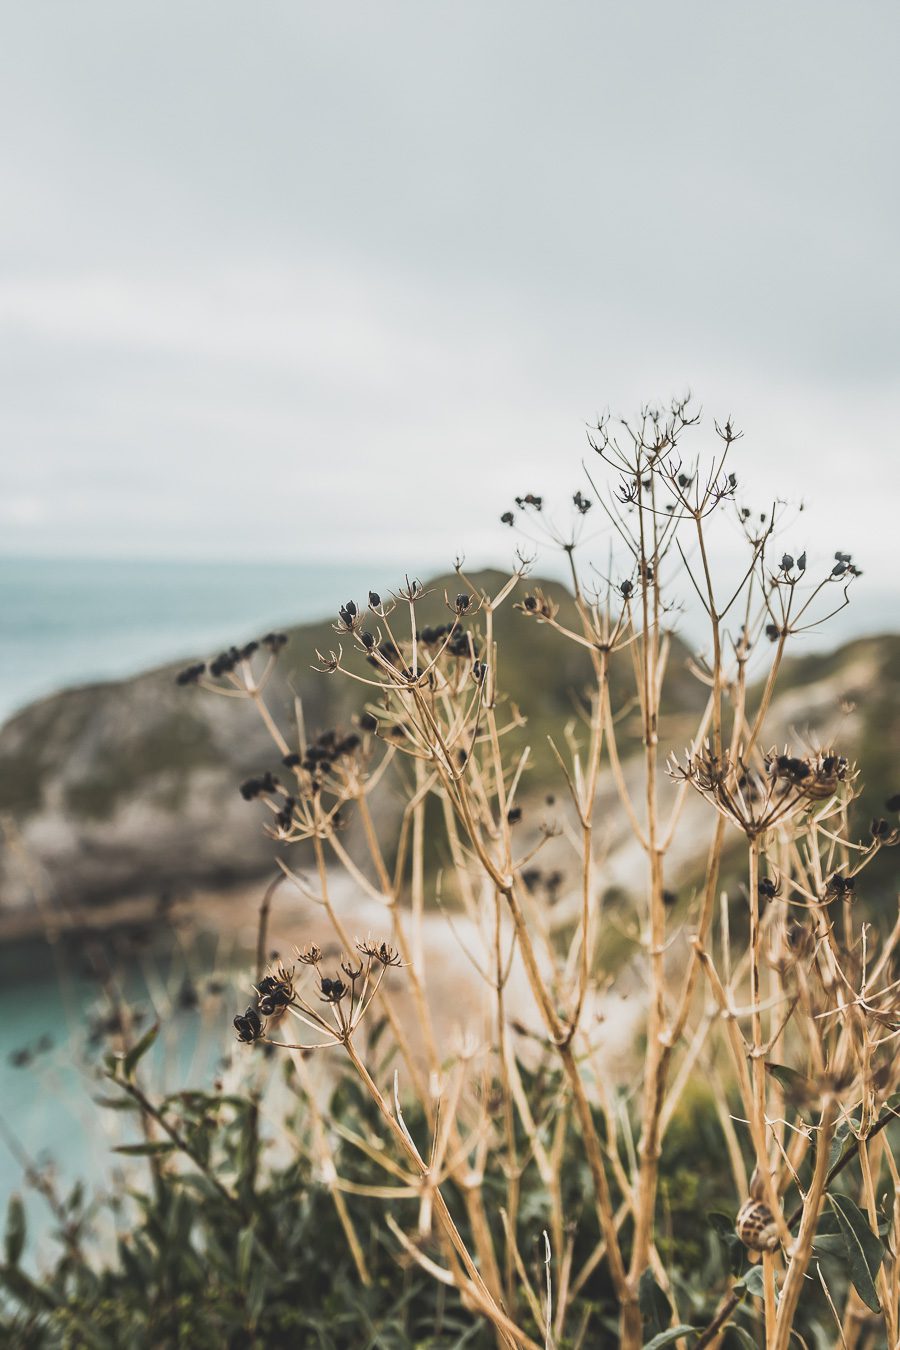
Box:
[1,2,898,600]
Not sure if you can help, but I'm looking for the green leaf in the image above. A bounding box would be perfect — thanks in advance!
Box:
[237,1226,255,1284]
[828,1192,884,1313]
[827,1121,852,1168]
[764,1062,814,1117]
[92,1094,143,1112]
[639,1267,671,1339]
[122,1022,159,1079]
[723,1326,759,1349]
[708,1210,743,1275]
[113,1141,177,1157]
[736,1264,765,1298]
[4,1194,25,1267]
[642,1327,698,1349]
[764,1062,806,1091]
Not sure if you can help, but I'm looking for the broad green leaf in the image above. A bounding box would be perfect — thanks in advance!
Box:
[122,1022,159,1079]
[643,1327,698,1349]
[4,1194,25,1267]
[828,1192,884,1313]
[639,1266,671,1339]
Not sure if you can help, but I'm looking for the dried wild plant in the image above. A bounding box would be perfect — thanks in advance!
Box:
[168,399,900,1349]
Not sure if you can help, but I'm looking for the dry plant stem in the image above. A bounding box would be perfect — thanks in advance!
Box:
[255,873,285,982]
[626,504,668,1326]
[352,791,505,1304]
[249,687,291,758]
[341,1037,523,1350]
[772,1100,838,1350]
[287,1048,371,1286]
[748,835,777,1348]
[388,1214,545,1350]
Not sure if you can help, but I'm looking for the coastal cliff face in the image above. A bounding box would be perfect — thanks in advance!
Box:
[0,568,896,925]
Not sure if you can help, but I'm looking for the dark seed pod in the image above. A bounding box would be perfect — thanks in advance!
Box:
[175,662,206,686]
[233,1006,264,1043]
[262,632,288,653]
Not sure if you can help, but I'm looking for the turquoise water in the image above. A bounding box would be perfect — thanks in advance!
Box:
[0,555,414,725]
[0,930,251,1267]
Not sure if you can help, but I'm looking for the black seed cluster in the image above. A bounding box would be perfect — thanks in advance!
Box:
[262,632,288,653]
[831,552,862,579]
[283,728,361,779]
[256,973,293,1017]
[319,976,346,1003]
[239,771,280,801]
[176,662,206,686]
[825,873,855,901]
[233,1006,263,1043]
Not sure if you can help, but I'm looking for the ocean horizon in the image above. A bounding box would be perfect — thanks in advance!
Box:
[1,553,897,727]
[0,554,438,725]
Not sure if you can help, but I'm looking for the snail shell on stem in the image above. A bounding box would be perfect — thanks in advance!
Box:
[736,1198,780,1252]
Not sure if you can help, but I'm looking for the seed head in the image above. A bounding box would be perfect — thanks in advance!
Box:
[175,662,206,687]
[233,1006,264,1043]
[356,940,403,968]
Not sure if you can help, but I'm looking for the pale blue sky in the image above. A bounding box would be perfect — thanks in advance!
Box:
[0,2,898,600]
